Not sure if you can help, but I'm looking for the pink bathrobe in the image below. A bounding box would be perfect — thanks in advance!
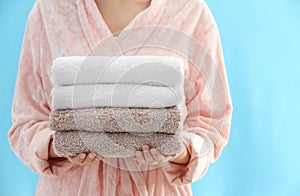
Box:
[8,0,233,195]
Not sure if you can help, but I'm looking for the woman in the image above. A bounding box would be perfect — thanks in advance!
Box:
[8,0,233,195]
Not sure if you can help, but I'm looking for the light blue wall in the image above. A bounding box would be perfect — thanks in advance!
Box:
[1,1,300,195]
[1,1,39,196]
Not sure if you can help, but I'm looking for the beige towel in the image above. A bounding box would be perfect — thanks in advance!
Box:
[53,130,184,158]
[49,106,183,134]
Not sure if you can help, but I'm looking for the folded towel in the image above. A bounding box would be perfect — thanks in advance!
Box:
[53,131,185,158]
[51,56,185,87]
[49,106,183,134]
[51,83,184,110]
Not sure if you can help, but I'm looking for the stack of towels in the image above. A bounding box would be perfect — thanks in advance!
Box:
[49,56,187,158]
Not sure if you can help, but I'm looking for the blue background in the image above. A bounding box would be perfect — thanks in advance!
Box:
[1,0,300,195]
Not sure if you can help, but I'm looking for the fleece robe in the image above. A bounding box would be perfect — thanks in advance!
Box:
[8,0,233,195]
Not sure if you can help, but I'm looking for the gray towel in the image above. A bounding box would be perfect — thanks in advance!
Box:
[53,131,184,158]
[49,106,183,134]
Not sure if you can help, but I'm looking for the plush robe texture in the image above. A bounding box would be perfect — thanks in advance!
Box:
[8,0,233,195]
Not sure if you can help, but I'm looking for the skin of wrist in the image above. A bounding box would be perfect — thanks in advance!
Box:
[169,146,190,165]
[48,138,64,160]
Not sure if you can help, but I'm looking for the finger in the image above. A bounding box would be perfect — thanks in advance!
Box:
[67,153,86,165]
[135,150,146,164]
[142,145,155,163]
[92,155,102,164]
[150,149,165,163]
[168,154,180,162]
[95,155,103,161]
[81,153,96,165]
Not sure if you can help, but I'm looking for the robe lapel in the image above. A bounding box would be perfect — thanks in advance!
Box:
[76,0,165,56]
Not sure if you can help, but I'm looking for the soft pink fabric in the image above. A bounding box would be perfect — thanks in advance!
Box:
[8,0,233,195]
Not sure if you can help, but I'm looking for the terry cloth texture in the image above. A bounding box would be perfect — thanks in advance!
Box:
[49,106,183,134]
[51,83,184,110]
[53,130,185,158]
[51,55,184,87]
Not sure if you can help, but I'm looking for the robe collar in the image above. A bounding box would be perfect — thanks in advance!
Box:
[76,0,165,56]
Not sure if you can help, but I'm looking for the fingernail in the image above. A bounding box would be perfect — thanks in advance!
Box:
[151,149,156,154]
[89,153,95,158]
[80,154,85,159]
[142,145,148,150]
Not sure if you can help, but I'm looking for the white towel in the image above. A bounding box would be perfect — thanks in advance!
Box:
[51,55,185,87]
[51,83,185,110]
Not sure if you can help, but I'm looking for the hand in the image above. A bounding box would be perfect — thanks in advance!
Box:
[135,145,190,166]
[48,138,102,166]
[66,153,102,166]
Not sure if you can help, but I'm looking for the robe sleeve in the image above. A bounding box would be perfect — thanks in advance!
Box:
[162,1,233,186]
[7,4,75,177]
